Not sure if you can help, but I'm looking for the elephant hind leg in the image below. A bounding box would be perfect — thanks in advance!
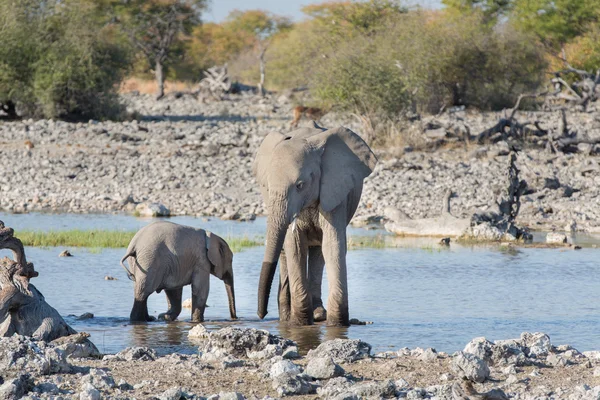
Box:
[308,246,327,322]
[159,287,183,321]
[130,296,155,322]
[131,278,155,322]
[278,251,291,322]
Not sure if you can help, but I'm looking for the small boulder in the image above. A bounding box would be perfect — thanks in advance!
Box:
[188,324,209,339]
[80,368,115,390]
[306,339,371,363]
[272,374,315,397]
[0,375,32,400]
[79,383,101,400]
[114,347,157,361]
[520,332,551,358]
[305,356,345,379]
[135,202,170,217]
[350,380,396,398]
[452,352,490,383]
[463,337,494,363]
[59,250,73,257]
[159,387,184,400]
[199,327,296,359]
[210,392,245,400]
[546,232,568,244]
[269,359,302,379]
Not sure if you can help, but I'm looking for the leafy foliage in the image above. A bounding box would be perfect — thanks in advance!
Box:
[0,0,130,120]
[511,0,600,47]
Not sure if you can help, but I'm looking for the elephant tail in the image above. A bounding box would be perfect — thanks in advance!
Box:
[120,251,136,282]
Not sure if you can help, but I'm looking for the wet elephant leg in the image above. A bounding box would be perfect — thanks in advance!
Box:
[130,278,155,322]
[191,268,210,323]
[321,208,350,327]
[278,251,291,322]
[159,287,183,321]
[130,296,154,322]
[284,228,312,325]
[308,246,327,322]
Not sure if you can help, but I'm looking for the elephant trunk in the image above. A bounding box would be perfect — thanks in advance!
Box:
[258,200,289,319]
[224,275,237,320]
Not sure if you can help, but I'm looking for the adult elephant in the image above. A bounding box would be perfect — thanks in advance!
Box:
[254,123,377,326]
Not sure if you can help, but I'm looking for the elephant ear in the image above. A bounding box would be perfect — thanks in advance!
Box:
[253,131,288,200]
[307,126,378,213]
[207,232,233,280]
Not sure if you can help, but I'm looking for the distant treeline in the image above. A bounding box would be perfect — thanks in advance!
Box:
[1,0,599,120]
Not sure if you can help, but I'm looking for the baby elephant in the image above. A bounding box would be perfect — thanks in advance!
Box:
[120,221,237,322]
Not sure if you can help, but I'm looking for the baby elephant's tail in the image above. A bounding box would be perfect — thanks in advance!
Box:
[120,251,136,282]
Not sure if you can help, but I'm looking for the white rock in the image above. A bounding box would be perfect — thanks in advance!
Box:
[188,324,209,339]
[305,357,345,379]
[269,359,302,379]
[452,352,490,383]
[546,232,567,244]
[135,202,170,217]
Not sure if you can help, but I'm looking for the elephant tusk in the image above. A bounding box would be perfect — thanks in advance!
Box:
[291,218,297,233]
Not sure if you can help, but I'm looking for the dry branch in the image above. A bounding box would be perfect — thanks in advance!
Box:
[0,221,93,343]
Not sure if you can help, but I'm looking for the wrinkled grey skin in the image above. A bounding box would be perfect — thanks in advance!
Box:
[254,123,377,326]
[121,221,237,322]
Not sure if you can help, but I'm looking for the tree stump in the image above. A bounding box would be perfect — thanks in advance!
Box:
[0,221,94,344]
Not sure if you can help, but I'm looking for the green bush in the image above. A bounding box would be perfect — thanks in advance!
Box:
[264,8,547,115]
[0,0,131,120]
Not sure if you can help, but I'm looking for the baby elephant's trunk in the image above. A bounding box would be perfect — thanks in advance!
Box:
[225,276,237,320]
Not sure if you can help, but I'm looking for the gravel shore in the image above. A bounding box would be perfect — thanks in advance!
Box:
[3,327,600,399]
[1,92,599,232]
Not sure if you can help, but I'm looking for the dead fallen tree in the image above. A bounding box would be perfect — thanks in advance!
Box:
[385,152,532,242]
[545,64,600,111]
[198,65,232,101]
[419,64,600,153]
[0,221,98,348]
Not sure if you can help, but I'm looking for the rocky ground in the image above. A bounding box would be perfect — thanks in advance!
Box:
[3,326,600,399]
[0,92,599,232]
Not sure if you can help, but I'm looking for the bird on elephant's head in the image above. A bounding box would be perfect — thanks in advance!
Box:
[253,122,377,326]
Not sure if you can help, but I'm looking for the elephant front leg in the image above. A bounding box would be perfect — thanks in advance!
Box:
[191,269,210,323]
[322,210,350,327]
[158,287,183,321]
[278,251,291,322]
[284,229,313,325]
[308,246,327,322]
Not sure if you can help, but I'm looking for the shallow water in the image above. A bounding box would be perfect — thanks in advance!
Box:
[2,213,600,356]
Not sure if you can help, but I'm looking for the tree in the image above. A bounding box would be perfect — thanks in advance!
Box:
[511,0,600,49]
[224,10,292,96]
[442,0,512,24]
[302,0,406,35]
[112,0,208,99]
[0,0,130,120]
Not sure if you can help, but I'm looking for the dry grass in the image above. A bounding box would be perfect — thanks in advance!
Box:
[119,78,197,95]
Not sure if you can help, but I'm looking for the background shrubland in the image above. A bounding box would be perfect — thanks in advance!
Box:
[0,0,599,125]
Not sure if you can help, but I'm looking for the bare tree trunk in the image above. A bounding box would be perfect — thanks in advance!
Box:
[258,44,267,97]
[155,59,165,100]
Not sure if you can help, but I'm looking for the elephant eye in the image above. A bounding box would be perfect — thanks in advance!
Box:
[296,181,305,191]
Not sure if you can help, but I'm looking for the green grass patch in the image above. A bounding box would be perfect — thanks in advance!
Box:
[348,235,389,249]
[18,230,135,248]
[17,230,262,253]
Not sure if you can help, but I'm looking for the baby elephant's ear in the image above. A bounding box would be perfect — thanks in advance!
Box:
[207,233,232,280]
